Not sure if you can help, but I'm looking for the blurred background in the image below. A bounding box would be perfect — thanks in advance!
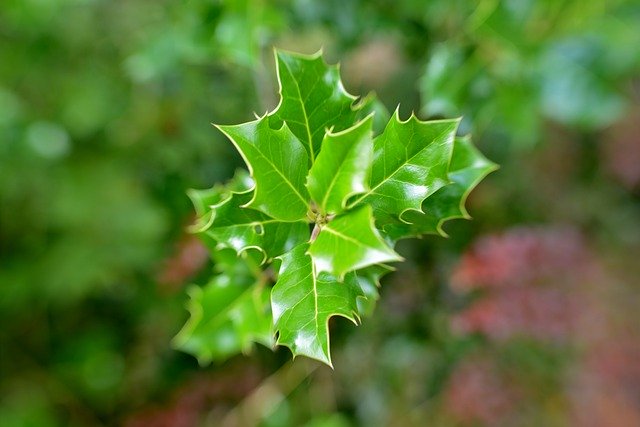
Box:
[1,0,639,426]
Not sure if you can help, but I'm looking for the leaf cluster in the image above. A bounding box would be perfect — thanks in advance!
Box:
[175,50,496,366]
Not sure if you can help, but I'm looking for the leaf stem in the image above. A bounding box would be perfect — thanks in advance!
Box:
[310,223,322,242]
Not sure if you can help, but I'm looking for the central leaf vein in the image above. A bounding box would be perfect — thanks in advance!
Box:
[249,144,309,209]
[283,62,315,163]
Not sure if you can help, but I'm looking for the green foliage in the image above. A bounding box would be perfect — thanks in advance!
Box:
[2,0,638,424]
[173,248,273,364]
[307,205,402,280]
[385,136,499,239]
[306,115,373,215]
[272,244,362,366]
[217,119,312,221]
[270,51,361,161]
[418,0,640,143]
[354,113,460,226]
[176,50,495,366]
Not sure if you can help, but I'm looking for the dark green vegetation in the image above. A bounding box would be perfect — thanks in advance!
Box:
[1,1,639,426]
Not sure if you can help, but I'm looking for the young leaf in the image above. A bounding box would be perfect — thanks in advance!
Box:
[385,136,498,239]
[351,111,460,225]
[173,273,273,365]
[270,50,360,163]
[306,115,374,215]
[271,244,362,366]
[204,190,309,262]
[216,117,311,221]
[308,205,402,280]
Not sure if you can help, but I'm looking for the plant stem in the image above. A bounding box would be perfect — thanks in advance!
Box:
[310,223,321,242]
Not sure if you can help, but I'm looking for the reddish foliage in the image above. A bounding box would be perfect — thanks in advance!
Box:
[450,226,596,341]
[601,108,640,191]
[123,365,263,427]
[451,286,580,341]
[451,227,591,292]
[449,226,640,425]
[570,335,640,427]
[444,357,521,425]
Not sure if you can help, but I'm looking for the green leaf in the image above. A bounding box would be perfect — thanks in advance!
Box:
[270,50,360,163]
[308,205,402,280]
[173,267,273,365]
[271,244,362,366]
[306,115,373,215]
[350,111,460,225]
[354,264,394,318]
[355,92,391,135]
[187,169,254,233]
[385,136,498,239]
[204,190,309,262]
[232,286,273,350]
[178,49,496,367]
[187,186,225,233]
[216,117,311,221]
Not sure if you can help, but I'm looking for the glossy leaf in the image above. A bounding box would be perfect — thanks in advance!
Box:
[271,244,362,366]
[187,169,254,233]
[173,265,273,365]
[354,264,394,318]
[270,50,360,163]
[385,136,498,239]
[306,115,373,215]
[308,205,402,280]
[355,92,391,135]
[351,111,459,225]
[187,186,225,233]
[204,190,309,262]
[216,117,311,221]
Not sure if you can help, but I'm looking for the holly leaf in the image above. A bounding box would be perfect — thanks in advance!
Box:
[172,266,273,365]
[354,264,394,317]
[204,190,309,262]
[306,115,373,215]
[355,92,391,135]
[270,50,360,163]
[232,286,273,350]
[216,117,311,221]
[187,186,225,233]
[308,205,402,280]
[225,168,255,192]
[187,169,254,233]
[350,111,459,225]
[178,49,496,368]
[271,244,362,366]
[385,136,498,239]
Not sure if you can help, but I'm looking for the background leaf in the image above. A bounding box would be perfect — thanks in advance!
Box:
[173,252,273,365]
[187,169,254,233]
